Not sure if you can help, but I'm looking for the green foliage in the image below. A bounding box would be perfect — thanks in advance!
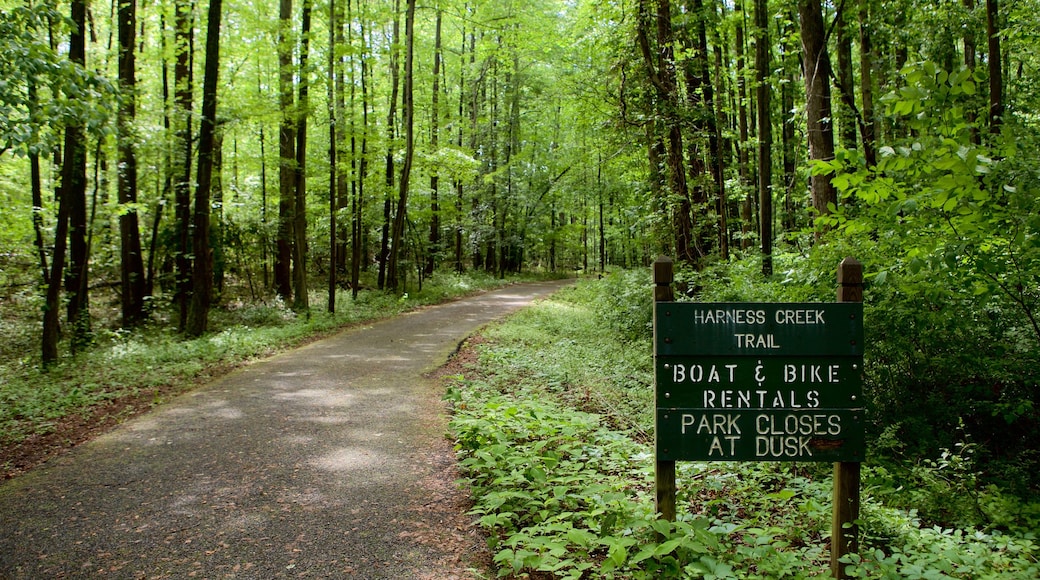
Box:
[589,269,654,343]
[807,62,1040,495]
[0,1,115,156]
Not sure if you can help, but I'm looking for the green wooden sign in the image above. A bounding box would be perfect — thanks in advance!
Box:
[656,409,864,462]
[654,302,863,357]
[655,302,864,462]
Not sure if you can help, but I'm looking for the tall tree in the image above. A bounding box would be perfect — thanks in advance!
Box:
[986,0,1002,133]
[859,0,877,166]
[117,0,147,326]
[386,0,416,291]
[636,0,695,264]
[798,0,837,222]
[327,0,338,313]
[735,1,753,247]
[754,0,772,275]
[349,1,371,299]
[293,0,312,312]
[780,14,799,230]
[680,0,712,258]
[426,8,443,277]
[379,0,402,289]
[65,0,90,350]
[275,0,295,301]
[173,0,195,331]
[43,0,88,364]
[693,0,727,261]
[185,0,224,337]
[835,1,858,151]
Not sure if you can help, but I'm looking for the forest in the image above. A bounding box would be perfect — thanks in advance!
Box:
[1,0,1039,572]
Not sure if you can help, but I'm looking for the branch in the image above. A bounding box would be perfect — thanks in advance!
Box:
[525,165,573,220]
[635,0,667,96]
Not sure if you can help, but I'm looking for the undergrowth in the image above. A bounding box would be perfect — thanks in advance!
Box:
[446,274,1040,579]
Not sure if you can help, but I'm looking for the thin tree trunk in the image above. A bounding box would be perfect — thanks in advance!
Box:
[986,0,1002,134]
[780,15,798,231]
[426,8,443,277]
[379,0,401,290]
[859,0,877,166]
[327,0,337,313]
[173,0,194,331]
[352,11,370,297]
[754,0,772,276]
[836,2,858,151]
[960,0,980,145]
[117,0,146,326]
[212,127,225,296]
[185,0,223,337]
[292,0,311,312]
[701,0,727,261]
[681,0,709,259]
[275,0,295,301]
[147,13,172,298]
[735,1,752,248]
[66,0,90,350]
[799,0,837,222]
[636,0,694,265]
[42,0,87,363]
[453,13,467,274]
[386,0,415,291]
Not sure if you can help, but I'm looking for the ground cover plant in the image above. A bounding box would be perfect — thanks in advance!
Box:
[0,270,534,478]
[446,274,1040,578]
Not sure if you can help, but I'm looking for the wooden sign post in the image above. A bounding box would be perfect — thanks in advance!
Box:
[832,257,863,579]
[652,256,864,578]
[653,256,677,522]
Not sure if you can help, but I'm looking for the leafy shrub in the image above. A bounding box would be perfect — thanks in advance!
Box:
[589,269,654,342]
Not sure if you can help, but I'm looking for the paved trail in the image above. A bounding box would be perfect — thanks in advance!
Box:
[0,280,570,579]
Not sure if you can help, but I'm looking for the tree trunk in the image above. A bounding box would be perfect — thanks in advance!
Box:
[117,0,146,327]
[835,3,858,151]
[858,0,877,166]
[65,0,90,351]
[386,0,415,291]
[379,0,401,290]
[43,0,87,364]
[173,0,194,331]
[275,0,295,301]
[212,127,225,297]
[690,0,726,261]
[681,0,709,258]
[185,0,223,337]
[148,12,174,298]
[453,16,467,274]
[799,0,837,222]
[292,0,311,312]
[636,0,694,265]
[781,15,798,231]
[327,0,337,313]
[735,1,752,248]
[426,9,443,277]
[351,7,370,298]
[754,0,772,276]
[986,0,1002,134]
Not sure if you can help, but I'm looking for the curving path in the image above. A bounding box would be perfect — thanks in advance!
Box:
[0,280,571,579]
